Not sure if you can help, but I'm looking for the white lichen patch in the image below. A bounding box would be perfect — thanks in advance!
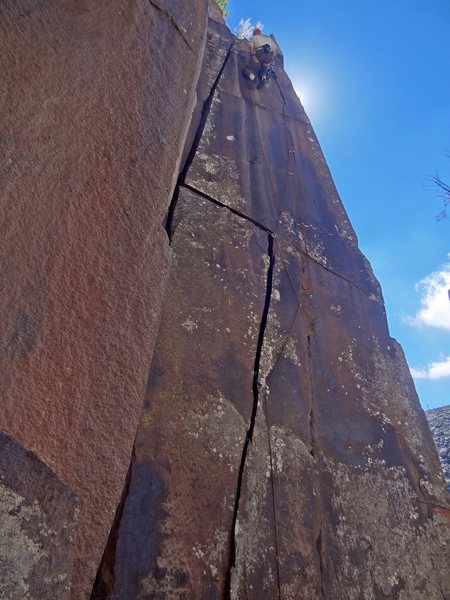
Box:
[181,317,198,333]
[277,213,306,253]
[189,240,205,250]
[362,342,446,490]
[326,456,450,599]
[337,341,367,386]
[146,392,245,596]
[0,487,46,600]
[184,392,246,466]
[282,338,301,366]
[271,424,315,468]
[273,436,286,474]
[241,227,255,249]
[193,526,228,581]
[307,238,329,268]
[190,153,247,210]
[330,304,342,314]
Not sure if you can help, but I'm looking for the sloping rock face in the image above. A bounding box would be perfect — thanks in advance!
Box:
[0,0,208,597]
[0,433,78,599]
[426,405,450,490]
[2,2,449,598]
[96,8,450,600]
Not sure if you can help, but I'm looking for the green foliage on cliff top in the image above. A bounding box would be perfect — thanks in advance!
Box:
[216,0,229,17]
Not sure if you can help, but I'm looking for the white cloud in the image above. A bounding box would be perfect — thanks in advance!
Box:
[410,357,450,380]
[407,256,450,331]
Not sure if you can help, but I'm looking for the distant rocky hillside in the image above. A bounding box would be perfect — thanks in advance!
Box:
[426,405,450,490]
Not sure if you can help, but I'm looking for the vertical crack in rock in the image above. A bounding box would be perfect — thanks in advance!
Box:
[273,74,313,268]
[316,529,325,598]
[91,33,237,600]
[165,40,235,240]
[275,74,318,462]
[307,333,316,459]
[225,234,276,599]
[90,447,136,599]
[273,75,287,108]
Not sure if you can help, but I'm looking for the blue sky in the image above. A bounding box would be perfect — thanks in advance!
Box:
[226,0,450,409]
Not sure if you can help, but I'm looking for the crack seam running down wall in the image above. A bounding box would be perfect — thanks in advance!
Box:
[273,75,322,464]
[89,23,235,600]
[90,446,136,599]
[165,39,236,240]
[148,0,193,50]
[224,233,277,600]
[182,182,379,303]
[315,529,325,599]
[180,184,285,597]
[306,334,316,459]
[277,77,327,599]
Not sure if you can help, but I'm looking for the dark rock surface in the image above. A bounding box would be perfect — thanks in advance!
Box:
[2,0,449,598]
[99,6,450,599]
[426,405,450,490]
[1,0,208,597]
[101,187,271,598]
[0,433,78,600]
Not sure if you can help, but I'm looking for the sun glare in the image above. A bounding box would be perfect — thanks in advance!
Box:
[294,82,310,110]
[290,72,333,130]
[292,78,317,121]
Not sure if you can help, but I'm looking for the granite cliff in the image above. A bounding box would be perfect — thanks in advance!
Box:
[1,1,449,599]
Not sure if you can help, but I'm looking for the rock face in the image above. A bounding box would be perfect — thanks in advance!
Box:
[94,7,450,600]
[2,1,449,598]
[0,433,78,600]
[0,0,208,597]
[426,405,450,490]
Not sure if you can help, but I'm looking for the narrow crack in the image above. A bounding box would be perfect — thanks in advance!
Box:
[307,333,316,458]
[275,76,382,303]
[183,183,380,303]
[90,447,136,599]
[148,0,193,51]
[316,529,325,598]
[165,40,235,240]
[263,391,283,600]
[183,183,273,234]
[274,76,288,108]
[89,21,231,600]
[224,234,275,599]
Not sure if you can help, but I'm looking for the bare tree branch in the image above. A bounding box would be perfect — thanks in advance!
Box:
[427,167,450,221]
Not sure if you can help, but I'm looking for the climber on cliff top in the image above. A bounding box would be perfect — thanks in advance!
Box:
[242,27,281,86]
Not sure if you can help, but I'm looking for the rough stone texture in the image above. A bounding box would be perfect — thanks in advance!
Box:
[426,405,450,490]
[100,187,270,598]
[0,0,208,597]
[3,1,449,598]
[0,433,78,600]
[106,13,450,600]
[179,2,231,175]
